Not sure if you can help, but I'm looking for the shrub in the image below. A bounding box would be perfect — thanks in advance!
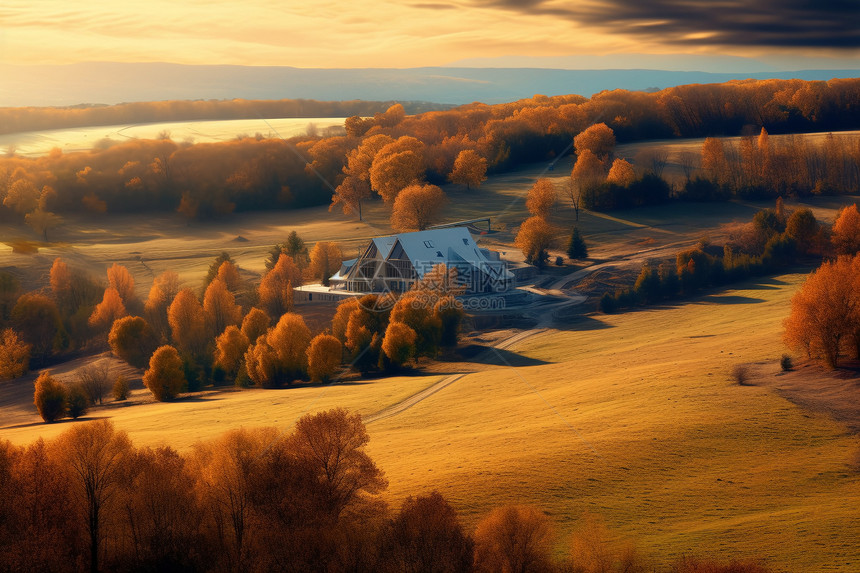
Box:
[555,256,564,266]
[780,354,793,372]
[732,364,751,386]
[76,361,111,405]
[33,371,67,422]
[599,292,617,314]
[112,375,129,401]
[67,384,89,419]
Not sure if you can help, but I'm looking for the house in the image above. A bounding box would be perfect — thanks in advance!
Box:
[329,227,514,295]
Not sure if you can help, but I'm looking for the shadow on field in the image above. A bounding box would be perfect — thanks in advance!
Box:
[696,294,767,305]
[2,415,112,430]
[459,345,551,367]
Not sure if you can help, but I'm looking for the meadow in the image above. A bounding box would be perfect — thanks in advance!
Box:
[0,117,346,157]
[2,138,860,570]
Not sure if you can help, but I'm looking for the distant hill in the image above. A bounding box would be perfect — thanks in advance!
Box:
[1,62,858,108]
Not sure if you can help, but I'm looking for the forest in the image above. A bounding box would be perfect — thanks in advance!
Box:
[1,78,859,235]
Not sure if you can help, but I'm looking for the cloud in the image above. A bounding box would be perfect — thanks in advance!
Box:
[474,0,860,49]
[410,2,459,9]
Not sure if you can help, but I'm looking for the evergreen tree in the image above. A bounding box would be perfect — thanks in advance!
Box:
[567,226,588,259]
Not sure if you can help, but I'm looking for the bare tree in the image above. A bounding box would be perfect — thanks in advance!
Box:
[76,361,112,405]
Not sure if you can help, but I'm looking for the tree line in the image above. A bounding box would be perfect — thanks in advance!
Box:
[0,413,773,573]
[2,78,858,236]
[599,199,823,314]
[0,98,450,136]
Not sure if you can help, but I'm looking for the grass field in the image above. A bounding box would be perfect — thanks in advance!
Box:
[3,271,858,571]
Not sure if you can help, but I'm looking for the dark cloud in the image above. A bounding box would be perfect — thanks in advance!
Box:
[474,0,860,49]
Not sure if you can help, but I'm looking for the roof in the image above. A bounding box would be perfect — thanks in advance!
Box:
[365,227,513,280]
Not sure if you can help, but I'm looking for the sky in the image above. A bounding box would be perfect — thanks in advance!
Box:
[2,0,859,69]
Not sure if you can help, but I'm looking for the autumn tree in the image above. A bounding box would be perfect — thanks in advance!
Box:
[33,371,67,423]
[75,361,111,406]
[449,149,488,190]
[571,149,606,211]
[203,252,234,291]
[702,137,730,186]
[390,293,442,357]
[473,505,556,573]
[88,287,127,333]
[240,307,270,343]
[203,278,242,338]
[832,204,860,255]
[515,216,556,267]
[214,325,250,381]
[391,184,448,231]
[383,491,474,573]
[308,241,344,286]
[49,257,74,311]
[259,253,301,318]
[331,176,372,221]
[12,293,65,364]
[525,178,557,219]
[287,408,387,519]
[784,256,860,368]
[332,134,395,219]
[144,270,180,341]
[167,289,207,358]
[382,321,417,367]
[143,345,186,401]
[107,263,139,313]
[51,420,133,573]
[370,137,426,203]
[434,296,465,348]
[265,231,309,271]
[607,158,635,187]
[574,123,616,161]
[108,315,159,368]
[307,333,343,383]
[785,207,819,254]
[266,312,312,383]
[0,328,30,379]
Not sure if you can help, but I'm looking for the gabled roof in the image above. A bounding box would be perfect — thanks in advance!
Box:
[363,227,513,279]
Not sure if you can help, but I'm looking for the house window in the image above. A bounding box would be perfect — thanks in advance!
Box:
[423,240,434,248]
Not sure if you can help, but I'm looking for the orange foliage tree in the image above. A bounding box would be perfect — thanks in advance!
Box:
[607,158,635,187]
[108,315,159,369]
[245,312,311,387]
[473,505,555,573]
[107,263,138,311]
[832,204,860,255]
[525,178,557,219]
[784,256,860,368]
[258,254,301,319]
[308,241,343,286]
[448,149,488,190]
[391,184,447,231]
[214,325,250,381]
[515,216,556,267]
[167,289,207,358]
[88,287,127,333]
[240,307,270,343]
[573,123,615,160]
[203,278,242,338]
[381,321,417,367]
[370,137,425,203]
[306,333,342,382]
[143,345,186,401]
[33,371,67,423]
[144,270,180,342]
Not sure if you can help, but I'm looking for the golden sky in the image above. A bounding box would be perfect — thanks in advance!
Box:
[2,0,858,68]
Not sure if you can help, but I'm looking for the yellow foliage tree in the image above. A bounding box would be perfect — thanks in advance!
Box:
[382,321,417,366]
[473,505,555,573]
[214,325,250,379]
[203,278,242,338]
[259,254,301,318]
[108,315,159,369]
[240,307,270,344]
[832,203,860,255]
[144,271,180,341]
